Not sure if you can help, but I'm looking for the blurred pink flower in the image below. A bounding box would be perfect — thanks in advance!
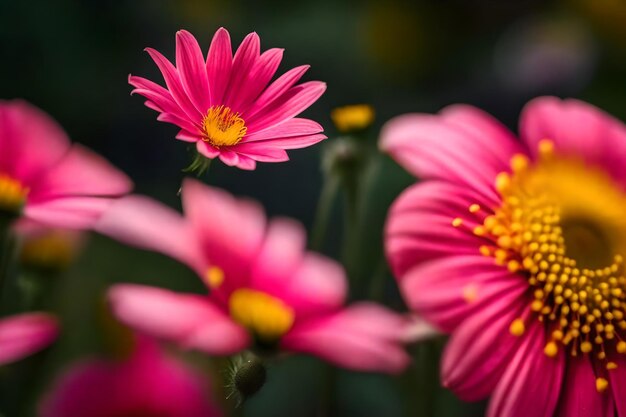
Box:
[129,28,327,170]
[40,337,221,417]
[97,179,414,373]
[0,100,132,229]
[382,97,626,416]
[0,312,58,365]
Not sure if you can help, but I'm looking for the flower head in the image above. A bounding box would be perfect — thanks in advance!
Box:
[0,100,132,229]
[40,337,221,417]
[0,312,58,365]
[129,28,327,170]
[97,179,413,373]
[382,97,626,415]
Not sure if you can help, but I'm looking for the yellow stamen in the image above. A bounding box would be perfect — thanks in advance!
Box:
[205,266,225,289]
[229,289,294,342]
[0,174,28,214]
[202,105,247,147]
[596,377,609,393]
[330,104,375,133]
[509,318,525,336]
[544,341,559,357]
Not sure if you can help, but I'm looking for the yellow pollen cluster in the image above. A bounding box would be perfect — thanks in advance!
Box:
[0,174,28,214]
[330,104,375,133]
[202,105,247,147]
[229,288,294,343]
[455,140,626,391]
[205,266,225,289]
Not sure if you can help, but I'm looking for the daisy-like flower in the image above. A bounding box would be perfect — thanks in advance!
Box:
[0,313,58,365]
[0,100,132,229]
[382,97,626,416]
[129,28,327,170]
[96,179,413,373]
[40,337,221,417]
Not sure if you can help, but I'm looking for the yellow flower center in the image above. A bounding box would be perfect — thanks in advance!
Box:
[330,104,375,133]
[201,105,247,147]
[20,232,76,271]
[0,174,28,215]
[454,140,626,385]
[229,289,294,344]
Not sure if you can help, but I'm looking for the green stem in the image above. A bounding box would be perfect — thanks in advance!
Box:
[0,226,16,309]
[310,175,340,251]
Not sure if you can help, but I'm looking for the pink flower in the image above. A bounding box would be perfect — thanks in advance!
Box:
[97,179,412,373]
[129,28,327,170]
[381,96,626,416]
[40,337,221,417]
[0,100,132,229]
[0,313,58,365]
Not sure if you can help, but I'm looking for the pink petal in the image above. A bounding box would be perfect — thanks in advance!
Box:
[246,81,326,134]
[441,289,528,401]
[222,32,260,111]
[229,48,284,113]
[108,284,249,355]
[233,154,257,170]
[196,141,220,158]
[385,181,492,277]
[29,144,132,202]
[218,150,240,166]
[242,133,326,150]
[181,179,265,288]
[176,30,211,113]
[0,312,58,365]
[520,96,626,184]
[243,118,324,142]
[0,100,71,185]
[40,337,222,417]
[245,65,310,118]
[176,129,202,143]
[145,47,201,121]
[25,197,117,229]
[129,75,195,131]
[379,107,524,203]
[230,142,289,162]
[95,195,205,275]
[608,353,626,416]
[555,356,614,417]
[281,303,411,373]
[206,27,233,106]
[487,321,565,417]
[402,255,528,332]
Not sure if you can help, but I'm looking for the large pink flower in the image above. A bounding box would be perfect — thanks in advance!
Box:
[40,337,221,417]
[0,313,58,365]
[129,28,327,170]
[382,96,626,416]
[0,100,132,229]
[96,179,412,373]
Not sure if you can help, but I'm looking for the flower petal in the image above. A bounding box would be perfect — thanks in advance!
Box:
[0,312,58,365]
[95,195,205,274]
[487,321,565,417]
[555,356,614,417]
[281,303,411,373]
[108,284,249,355]
[245,65,309,118]
[385,181,492,277]
[243,118,323,142]
[0,100,71,185]
[176,30,211,113]
[230,48,284,114]
[222,32,260,111]
[206,27,233,106]
[441,289,528,401]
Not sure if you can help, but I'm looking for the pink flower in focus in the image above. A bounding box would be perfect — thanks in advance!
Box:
[97,179,413,373]
[382,97,626,416]
[40,337,221,417]
[0,100,132,229]
[0,313,58,365]
[129,28,327,170]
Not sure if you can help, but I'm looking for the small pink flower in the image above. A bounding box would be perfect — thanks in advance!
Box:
[382,97,626,416]
[0,100,132,229]
[129,28,327,170]
[97,179,413,373]
[40,337,221,417]
[0,312,58,365]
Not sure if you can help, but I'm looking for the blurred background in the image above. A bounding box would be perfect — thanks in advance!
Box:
[1,0,626,416]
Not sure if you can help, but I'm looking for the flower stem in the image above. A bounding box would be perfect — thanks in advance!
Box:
[0,224,16,309]
[310,175,340,251]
